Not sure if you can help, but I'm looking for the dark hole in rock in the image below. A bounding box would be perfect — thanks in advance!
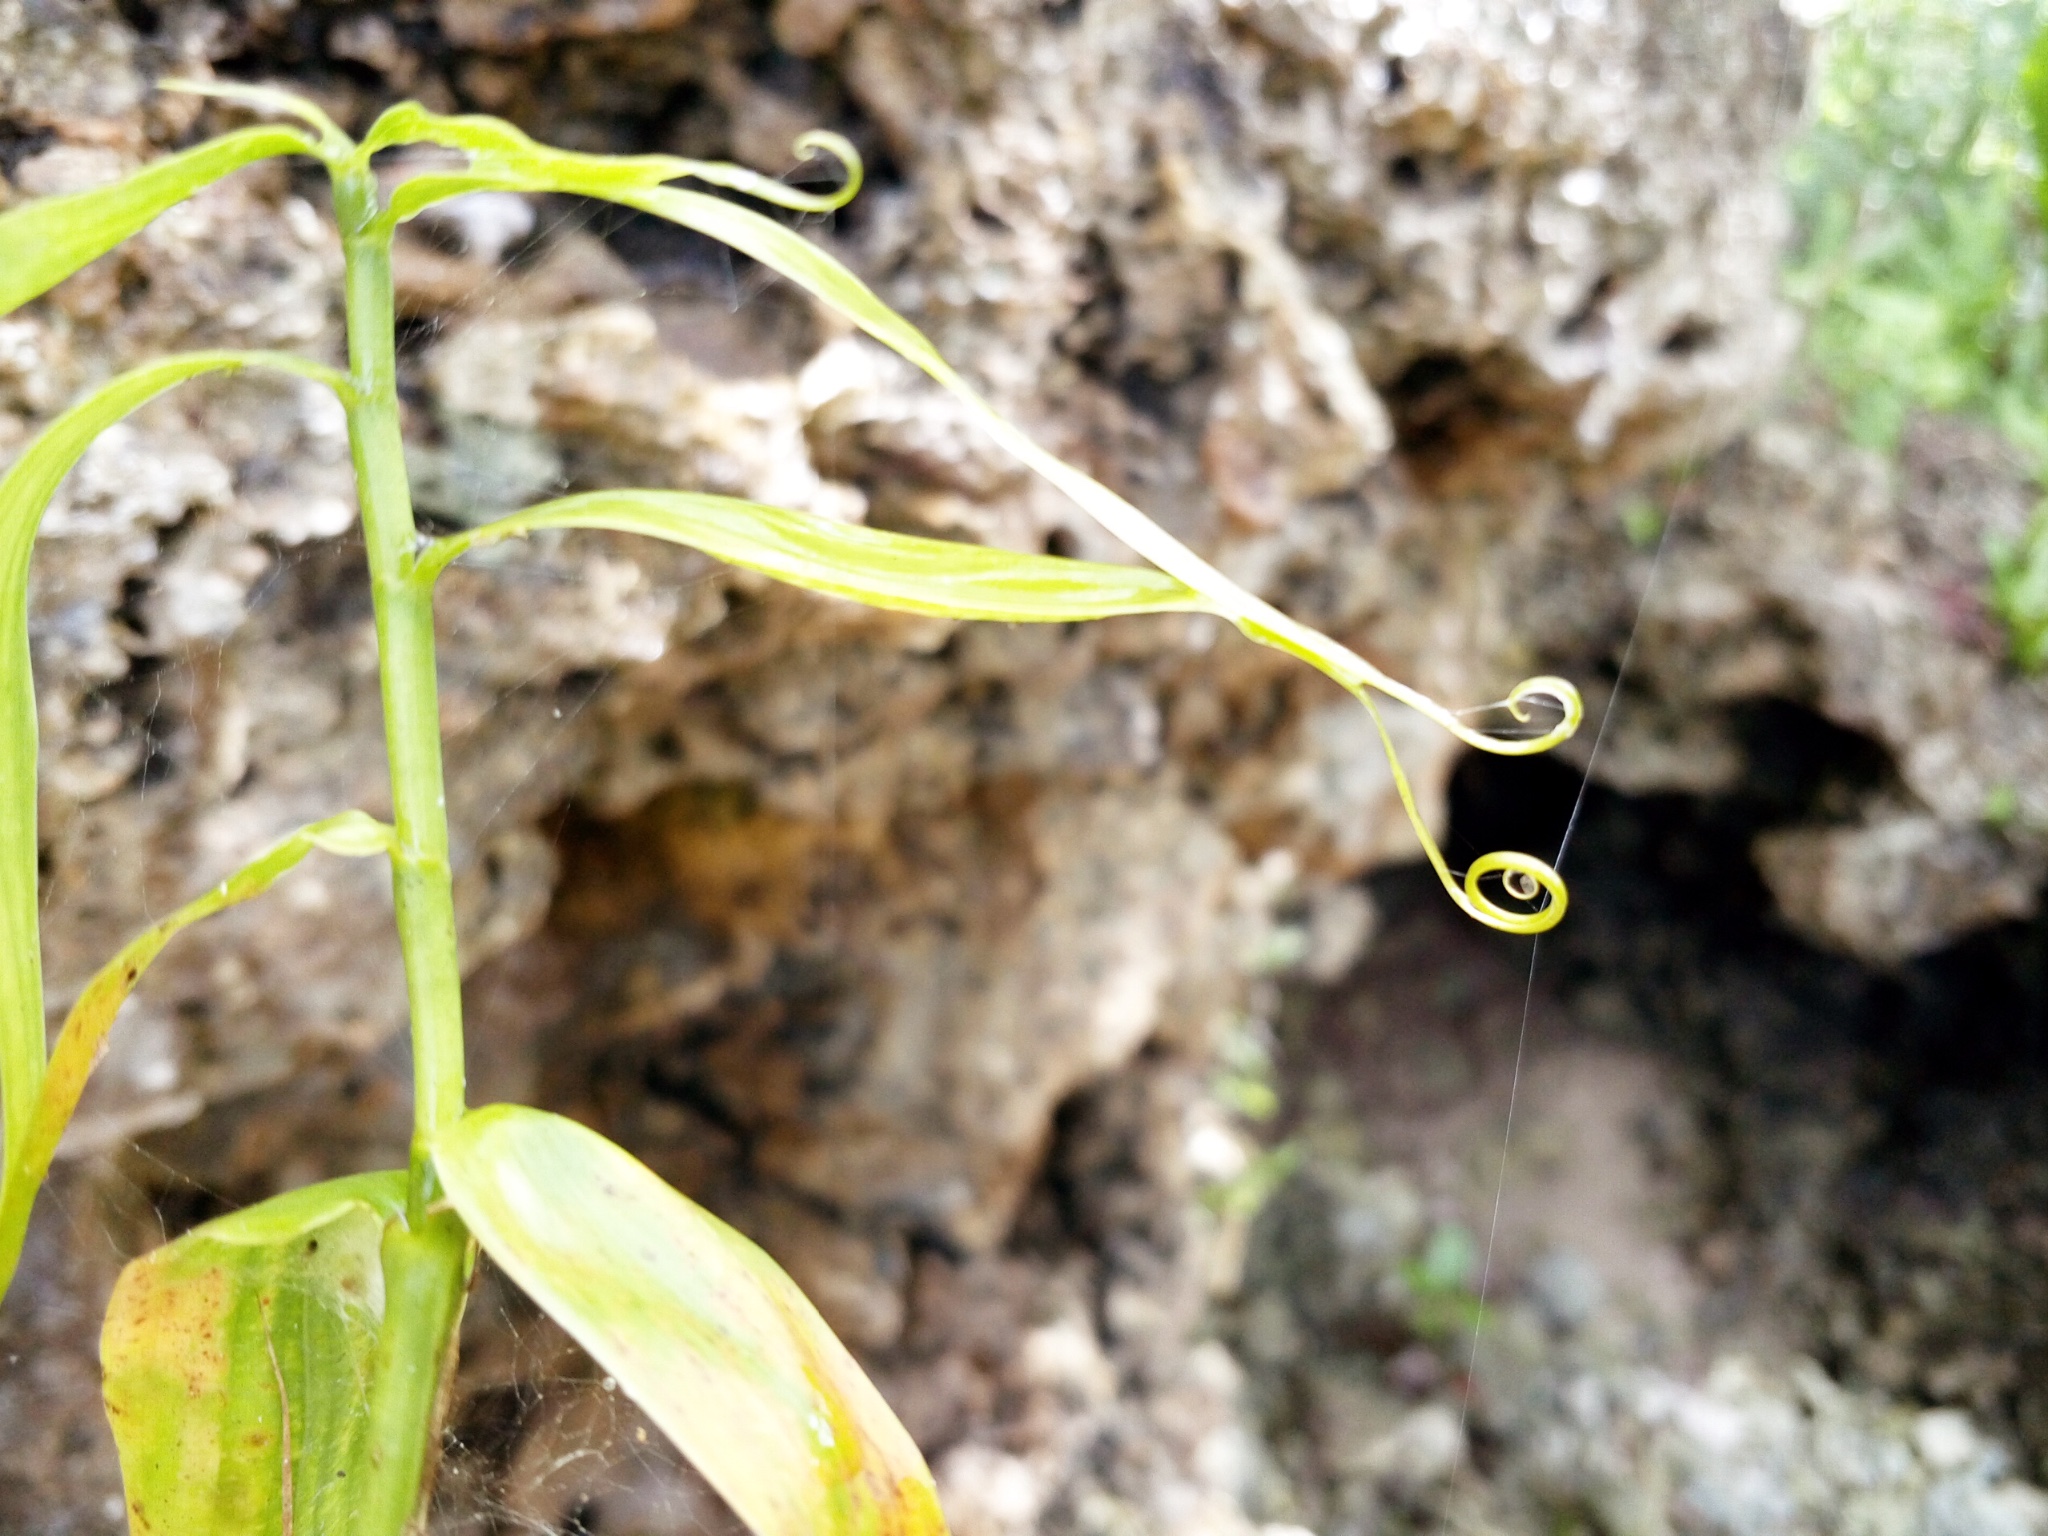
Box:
[1661,317,1721,356]
[1386,351,1478,426]
[393,312,446,357]
[145,1182,236,1242]
[584,199,752,293]
[1383,350,1497,473]
[1388,153,1425,188]
[1254,714,2048,1506]
[110,0,159,38]
[0,125,54,177]
[1558,272,1616,342]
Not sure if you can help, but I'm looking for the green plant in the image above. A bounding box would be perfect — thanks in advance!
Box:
[1399,1222,1483,1345]
[1782,0,2048,665]
[1990,14,2048,665]
[1785,0,2046,453]
[0,84,1581,1535]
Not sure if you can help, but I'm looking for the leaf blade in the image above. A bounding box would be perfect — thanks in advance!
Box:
[363,101,859,219]
[0,126,315,319]
[416,489,1207,623]
[383,120,1576,931]
[101,1173,409,1536]
[0,811,391,1298]
[0,352,349,1189]
[434,1104,948,1536]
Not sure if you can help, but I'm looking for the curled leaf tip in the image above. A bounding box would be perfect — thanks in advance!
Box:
[789,130,864,209]
[1501,674,1583,748]
[1351,688,1572,936]
[1448,673,1583,757]
[1459,850,1569,935]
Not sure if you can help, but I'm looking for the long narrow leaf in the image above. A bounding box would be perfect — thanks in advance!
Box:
[434,1105,948,1536]
[612,187,1582,752]
[415,489,1205,622]
[0,126,315,318]
[102,1172,409,1536]
[362,110,1575,931]
[0,351,349,1181]
[360,102,859,222]
[0,812,392,1299]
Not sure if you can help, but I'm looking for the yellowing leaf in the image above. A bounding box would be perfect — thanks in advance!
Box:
[420,161,1577,932]
[0,352,348,1211]
[0,127,315,319]
[433,1104,948,1536]
[0,812,392,1297]
[415,489,1205,623]
[101,1173,407,1536]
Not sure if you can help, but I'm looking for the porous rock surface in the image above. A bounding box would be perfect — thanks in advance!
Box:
[3,0,2038,1531]
[1551,409,2048,963]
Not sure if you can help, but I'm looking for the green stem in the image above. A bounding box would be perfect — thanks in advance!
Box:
[332,166,475,1534]
[334,172,466,1195]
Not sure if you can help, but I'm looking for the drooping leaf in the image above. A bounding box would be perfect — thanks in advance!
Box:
[621,190,1581,730]
[0,352,349,1186]
[433,1105,948,1536]
[613,188,1584,744]
[0,126,315,319]
[0,812,392,1297]
[101,1173,408,1536]
[357,94,1574,929]
[415,489,1204,623]
[392,142,1576,930]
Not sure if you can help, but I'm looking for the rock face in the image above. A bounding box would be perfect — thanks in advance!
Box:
[21,0,2037,1529]
[1586,411,2048,962]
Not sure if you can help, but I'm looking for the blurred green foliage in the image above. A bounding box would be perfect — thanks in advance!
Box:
[1783,0,2048,666]
[1787,0,2046,452]
[1400,1223,1483,1344]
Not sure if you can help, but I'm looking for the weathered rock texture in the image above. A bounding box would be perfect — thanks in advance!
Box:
[1581,412,2048,962]
[11,0,2037,1530]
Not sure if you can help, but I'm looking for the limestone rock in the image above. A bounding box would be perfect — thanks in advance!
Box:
[0,0,1850,1527]
[1755,812,2042,963]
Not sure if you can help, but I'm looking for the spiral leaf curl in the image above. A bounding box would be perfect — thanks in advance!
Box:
[150,85,1576,935]
[1352,690,1569,936]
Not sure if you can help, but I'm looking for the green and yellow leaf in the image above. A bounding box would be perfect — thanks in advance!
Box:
[0,812,391,1297]
[433,1104,948,1536]
[0,353,347,1196]
[359,101,859,220]
[101,1173,407,1536]
[415,488,1204,622]
[357,97,1576,931]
